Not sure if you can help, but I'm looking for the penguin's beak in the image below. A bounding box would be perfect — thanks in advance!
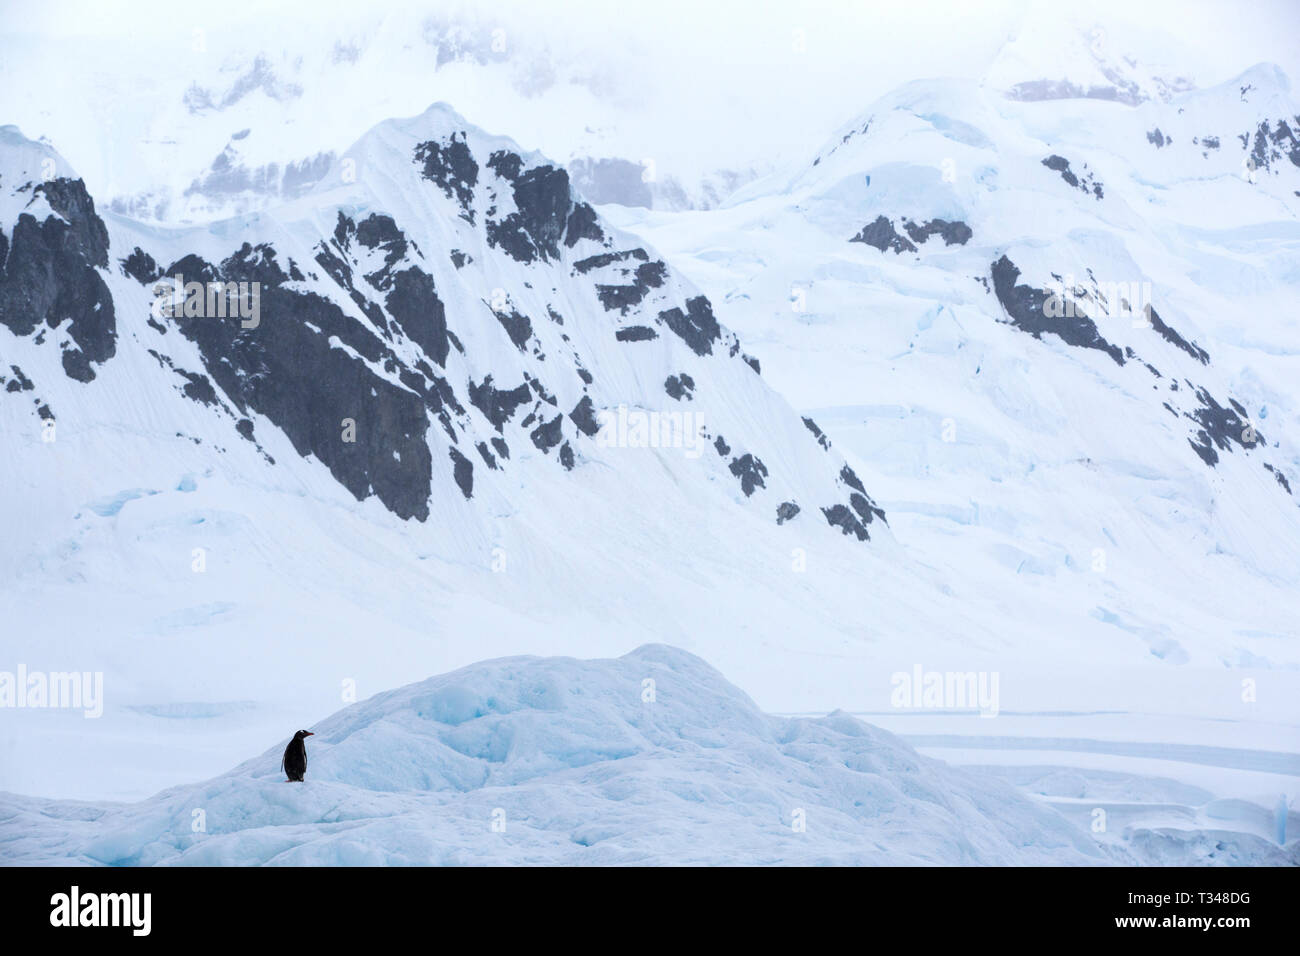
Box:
[305,732,314,736]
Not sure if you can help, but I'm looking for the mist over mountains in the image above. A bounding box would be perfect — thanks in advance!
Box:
[1,3,1297,867]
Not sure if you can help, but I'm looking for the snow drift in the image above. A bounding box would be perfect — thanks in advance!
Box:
[2,16,1297,867]
[0,645,1118,866]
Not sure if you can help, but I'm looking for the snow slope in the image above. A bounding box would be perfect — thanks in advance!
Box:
[2,16,1298,866]
[1,103,903,808]
[618,63,1300,671]
[601,48,1300,863]
[0,645,1137,866]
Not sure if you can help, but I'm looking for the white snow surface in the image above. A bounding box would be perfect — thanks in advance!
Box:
[2,15,1299,866]
[600,64,1300,863]
[0,645,1142,866]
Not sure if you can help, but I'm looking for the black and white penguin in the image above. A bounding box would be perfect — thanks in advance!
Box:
[282,729,314,782]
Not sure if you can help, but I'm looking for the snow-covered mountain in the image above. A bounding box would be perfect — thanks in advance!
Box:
[0,105,905,804]
[603,53,1300,860]
[0,106,880,530]
[623,60,1300,656]
[3,13,1298,866]
[3,6,772,224]
[984,11,1198,106]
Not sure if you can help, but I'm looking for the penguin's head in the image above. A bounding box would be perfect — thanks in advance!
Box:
[293,730,315,740]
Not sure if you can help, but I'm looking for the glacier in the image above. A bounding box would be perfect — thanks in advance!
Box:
[0,645,1127,866]
[1,9,1298,867]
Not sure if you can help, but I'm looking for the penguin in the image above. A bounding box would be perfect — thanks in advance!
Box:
[282,729,314,782]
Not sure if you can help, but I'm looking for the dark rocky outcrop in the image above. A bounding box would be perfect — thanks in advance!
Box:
[803,417,830,450]
[0,178,116,382]
[486,162,593,264]
[615,325,658,343]
[492,307,533,351]
[568,395,600,436]
[414,133,478,221]
[529,413,565,453]
[1185,386,1259,467]
[729,453,768,496]
[574,248,648,275]
[850,215,916,254]
[564,202,604,248]
[1246,117,1300,173]
[469,376,533,432]
[595,260,666,314]
[901,218,972,247]
[839,465,885,524]
[658,296,721,356]
[161,247,434,520]
[486,149,523,182]
[1041,155,1103,199]
[448,447,474,499]
[664,373,695,401]
[5,365,34,392]
[1264,463,1292,494]
[386,268,449,365]
[121,247,161,283]
[1145,306,1209,365]
[990,256,1124,365]
[822,504,870,541]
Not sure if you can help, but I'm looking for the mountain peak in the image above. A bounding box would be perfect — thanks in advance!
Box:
[985,14,1196,106]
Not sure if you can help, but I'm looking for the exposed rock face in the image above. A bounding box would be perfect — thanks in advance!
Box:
[1245,116,1300,173]
[822,503,870,541]
[481,156,604,263]
[0,112,884,546]
[615,325,657,342]
[1185,388,1260,467]
[161,244,436,520]
[568,395,600,436]
[729,453,768,497]
[901,218,972,247]
[415,132,478,220]
[595,260,666,314]
[851,215,972,253]
[658,296,721,356]
[803,417,831,451]
[991,255,1125,365]
[990,256,1275,478]
[121,247,161,284]
[1146,306,1210,366]
[0,178,116,382]
[664,373,695,401]
[1041,155,1104,199]
[851,215,917,254]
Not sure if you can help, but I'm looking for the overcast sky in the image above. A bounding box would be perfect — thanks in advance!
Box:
[4,0,1299,204]
[10,0,1298,82]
